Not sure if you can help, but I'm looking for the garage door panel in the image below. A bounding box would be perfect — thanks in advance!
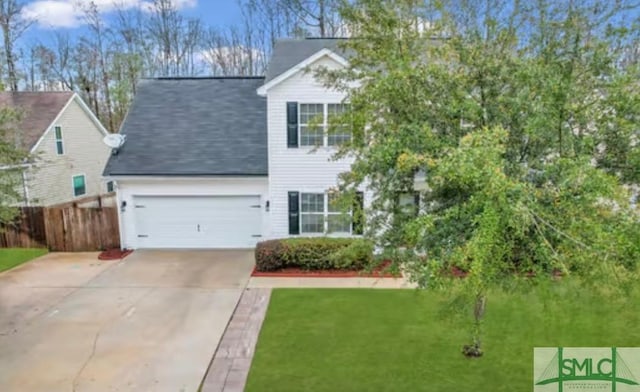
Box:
[133,196,262,249]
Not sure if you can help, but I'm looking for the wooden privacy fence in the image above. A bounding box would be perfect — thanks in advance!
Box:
[0,207,46,248]
[0,204,120,251]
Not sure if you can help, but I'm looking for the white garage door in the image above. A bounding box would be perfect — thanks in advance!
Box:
[133,195,262,249]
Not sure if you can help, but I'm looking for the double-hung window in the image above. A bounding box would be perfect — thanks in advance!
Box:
[54,126,64,155]
[299,104,324,146]
[327,104,351,146]
[300,193,325,233]
[327,193,352,233]
[300,192,352,234]
[397,192,420,217]
[298,103,350,147]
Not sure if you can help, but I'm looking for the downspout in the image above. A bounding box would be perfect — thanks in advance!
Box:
[21,167,30,207]
[113,180,126,250]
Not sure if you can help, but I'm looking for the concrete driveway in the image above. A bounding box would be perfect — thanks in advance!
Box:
[0,250,254,392]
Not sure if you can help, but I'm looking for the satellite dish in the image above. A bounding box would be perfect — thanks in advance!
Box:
[103,134,126,155]
[103,134,126,151]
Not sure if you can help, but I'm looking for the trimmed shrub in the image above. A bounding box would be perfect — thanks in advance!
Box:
[327,239,374,270]
[255,237,374,272]
[254,240,286,271]
[281,237,352,270]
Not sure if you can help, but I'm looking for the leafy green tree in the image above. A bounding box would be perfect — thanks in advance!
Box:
[0,107,28,223]
[321,0,640,356]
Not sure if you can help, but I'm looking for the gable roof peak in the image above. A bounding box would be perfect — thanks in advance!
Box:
[264,38,351,84]
[0,91,75,151]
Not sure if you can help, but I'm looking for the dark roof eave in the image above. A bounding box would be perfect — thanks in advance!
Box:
[105,172,268,177]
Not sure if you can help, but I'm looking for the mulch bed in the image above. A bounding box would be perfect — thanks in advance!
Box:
[98,248,134,261]
[251,260,400,278]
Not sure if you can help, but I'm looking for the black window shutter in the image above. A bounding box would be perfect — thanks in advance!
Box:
[413,191,421,216]
[288,191,300,235]
[286,102,298,148]
[352,191,364,235]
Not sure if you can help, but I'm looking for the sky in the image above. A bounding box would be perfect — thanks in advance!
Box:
[21,0,243,40]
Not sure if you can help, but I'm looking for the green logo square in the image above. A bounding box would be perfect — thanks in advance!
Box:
[534,348,640,391]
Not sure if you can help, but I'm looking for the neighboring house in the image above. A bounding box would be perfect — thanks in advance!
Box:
[0,92,112,206]
[104,38,372,249]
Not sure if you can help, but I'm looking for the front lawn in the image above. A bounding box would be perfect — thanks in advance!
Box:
[245,287,640,392]
[0,248,48,272]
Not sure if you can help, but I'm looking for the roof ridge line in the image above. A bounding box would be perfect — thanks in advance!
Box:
[144,76,265,81]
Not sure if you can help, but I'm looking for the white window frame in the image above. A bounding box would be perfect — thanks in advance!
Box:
[54,125,64,155]
[299,103,324,147]
[72,174,86,198]
[396,192,421,218]
[327,192,352,234]
[299,191,353,235]
[300,192,325,234]
[298,103,350,147]
[327,103,351,146]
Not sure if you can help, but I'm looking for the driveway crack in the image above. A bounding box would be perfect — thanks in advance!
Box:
[70,287,156,392]
[72,327,102,392]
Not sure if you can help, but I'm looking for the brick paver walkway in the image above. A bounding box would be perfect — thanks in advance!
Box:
[201,288,271,392]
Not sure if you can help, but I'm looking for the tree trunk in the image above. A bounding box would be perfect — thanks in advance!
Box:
[462,293,485,358]
[318,0,325,37]
[2,23,17,91]
[0,0,32,91]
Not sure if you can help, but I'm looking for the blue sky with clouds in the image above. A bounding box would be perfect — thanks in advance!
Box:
[23,0,241,33]
[183,0,242,26]
[17,0,244,54]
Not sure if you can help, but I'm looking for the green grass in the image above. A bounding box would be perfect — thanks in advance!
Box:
[245,286,640,392]
[0,248,48,272]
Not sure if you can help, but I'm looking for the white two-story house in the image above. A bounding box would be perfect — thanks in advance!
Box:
[104,38,367,249]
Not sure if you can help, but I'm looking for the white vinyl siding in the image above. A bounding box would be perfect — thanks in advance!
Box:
[267,55,369,238]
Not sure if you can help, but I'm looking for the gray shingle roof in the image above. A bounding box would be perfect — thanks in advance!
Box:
[265,38,351,83]
[104,77,267,176]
